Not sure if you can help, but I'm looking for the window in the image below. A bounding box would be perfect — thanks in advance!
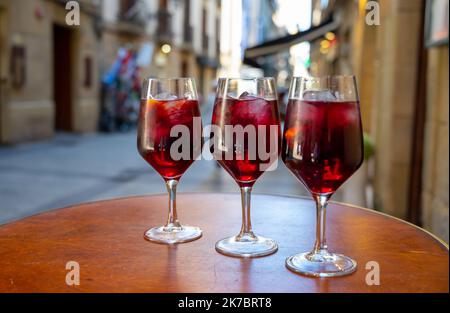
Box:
[159,0,168,10]
[120,0,137,17]
[202,8,208,52]
[183,0,192,43]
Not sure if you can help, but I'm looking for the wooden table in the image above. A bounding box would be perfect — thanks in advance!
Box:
[0,193,448,293]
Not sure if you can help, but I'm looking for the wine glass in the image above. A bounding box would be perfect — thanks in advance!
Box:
[211,78,281,257]
[137,78,203,244]
[282,76,364,277]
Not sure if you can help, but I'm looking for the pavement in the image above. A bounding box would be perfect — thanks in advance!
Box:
[0,131,367,225]
[0,132,306,224]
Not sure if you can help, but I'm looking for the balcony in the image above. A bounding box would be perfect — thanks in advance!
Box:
[183,25,193,45]
[155,9,173,43]
[202,35,209,54]
[110,0,148,36]
[119,1,147,27]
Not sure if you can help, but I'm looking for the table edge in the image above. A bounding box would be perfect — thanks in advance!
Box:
[1,192,448,251]
[265,192,449,251]
[335,200,449,251]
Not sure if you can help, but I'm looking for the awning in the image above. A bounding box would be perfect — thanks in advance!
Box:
[243,15,341,66]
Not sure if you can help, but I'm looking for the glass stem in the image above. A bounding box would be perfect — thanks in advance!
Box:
[312,194,331,254]
[237,186,256,240]
[164,179,181,230]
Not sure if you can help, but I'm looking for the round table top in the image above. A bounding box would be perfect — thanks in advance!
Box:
[0,193,448,293]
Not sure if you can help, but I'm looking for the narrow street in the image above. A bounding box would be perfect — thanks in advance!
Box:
[0,131,317,224]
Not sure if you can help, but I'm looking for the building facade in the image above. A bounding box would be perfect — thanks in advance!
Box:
[101,0,220,96]
[240,0,288,79]
[0,0,101,143]
[309,0,449,242]
[0,0,221,143]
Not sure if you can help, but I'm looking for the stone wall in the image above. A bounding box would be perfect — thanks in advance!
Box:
[422,46,449,242]
[1,6,9,140]
[371,0,423,218]
[0,0,100,143]
[311,0,449,241]
[0,0,54,142]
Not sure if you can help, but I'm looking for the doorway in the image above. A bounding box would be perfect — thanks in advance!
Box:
[53,24,73,131]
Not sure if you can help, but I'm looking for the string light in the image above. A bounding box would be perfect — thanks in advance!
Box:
[325,32,336,41]
[320,40,331,49]
[161,44,171,54]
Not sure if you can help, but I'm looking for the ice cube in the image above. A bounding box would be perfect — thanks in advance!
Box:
[303,89,336,101]
[153,92,179,101]
[238,91,258,101]
[225,93,249,101]
[184,92,195,100]
[225,92,257,100]
[239,91,250,99]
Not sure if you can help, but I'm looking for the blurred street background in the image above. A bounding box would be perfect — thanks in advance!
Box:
[0,0,448,242]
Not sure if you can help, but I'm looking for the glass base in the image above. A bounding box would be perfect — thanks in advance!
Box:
[286,251,357,277]
[215,233,278,258]
[144,225,202,244]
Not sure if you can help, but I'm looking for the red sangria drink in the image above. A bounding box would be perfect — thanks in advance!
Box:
[282,99,363,195]
[212,94,281,186]
[282,76,364,277]
[137,78,202,245]
[211,78,280,258]
[138,98,201,180]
